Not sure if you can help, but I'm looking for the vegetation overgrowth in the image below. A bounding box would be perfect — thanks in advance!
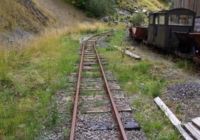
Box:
[0,22,109,139]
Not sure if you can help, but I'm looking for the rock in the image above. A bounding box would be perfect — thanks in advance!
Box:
[102,16,110,22]
[124,119,140,130]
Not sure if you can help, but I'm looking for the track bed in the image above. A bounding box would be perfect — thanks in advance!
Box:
[69,33,146,140]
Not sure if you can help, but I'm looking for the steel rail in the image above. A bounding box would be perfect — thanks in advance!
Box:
[93,44,128,140]
[69,31,124,140]
[69,43,85,140]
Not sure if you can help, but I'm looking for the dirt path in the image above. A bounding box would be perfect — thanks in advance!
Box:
[34,0,94,28]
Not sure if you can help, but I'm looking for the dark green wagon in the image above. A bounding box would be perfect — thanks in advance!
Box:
[147,8,196,51]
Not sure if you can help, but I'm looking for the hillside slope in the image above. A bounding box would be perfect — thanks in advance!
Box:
[108,0,169,24]
[0,0,52,46]
[0,0,94,46]
[0,0,50,32]
[117,0,169,12]
[34,0,92,28]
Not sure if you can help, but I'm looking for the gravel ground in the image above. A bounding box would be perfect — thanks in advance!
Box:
[162,81,200,122]
[77,113,117,131]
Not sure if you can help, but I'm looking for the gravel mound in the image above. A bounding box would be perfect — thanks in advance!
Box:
[163,82,200,122]
[166,82,200,100]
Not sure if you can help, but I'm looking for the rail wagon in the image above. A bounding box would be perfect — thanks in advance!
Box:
[129,26,148,42]
[147,8,196,51]
[190,33,200,62]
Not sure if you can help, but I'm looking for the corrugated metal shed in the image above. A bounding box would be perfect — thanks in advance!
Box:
[195,17,200,32]
[173,0,200,16]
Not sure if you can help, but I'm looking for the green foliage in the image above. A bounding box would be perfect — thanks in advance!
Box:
[86,0,115,17]
[65,0,115,17]
[131,13,146,26]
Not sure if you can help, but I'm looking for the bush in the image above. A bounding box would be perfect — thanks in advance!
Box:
[66,0,115,17]
[131,13,146,26]
[86,0,115,17]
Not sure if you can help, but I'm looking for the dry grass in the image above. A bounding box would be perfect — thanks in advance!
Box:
[0,0,44,32]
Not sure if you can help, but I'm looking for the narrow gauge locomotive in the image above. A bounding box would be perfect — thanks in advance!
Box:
[129,8,200,62]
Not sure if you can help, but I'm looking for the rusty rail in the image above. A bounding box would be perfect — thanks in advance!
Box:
[69,32,127,140]
[93,44,128,140]
[69,43,85,140]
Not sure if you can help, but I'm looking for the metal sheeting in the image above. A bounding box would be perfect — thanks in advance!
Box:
[195,17,200,32]
[172,0,200,16]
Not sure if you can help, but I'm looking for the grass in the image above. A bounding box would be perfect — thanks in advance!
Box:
[83,71,100,78]
[0,34,79,139]
[98,29,181,139]
[175,59,196,73]
[0,21,112,139]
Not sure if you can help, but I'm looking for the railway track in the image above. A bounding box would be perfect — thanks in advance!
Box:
[69,32,146,140]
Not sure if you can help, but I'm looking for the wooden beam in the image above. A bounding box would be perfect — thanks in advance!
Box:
[113,46,141,60]
[184,122,200,139]
[192,117,200,130]
[154,97,193,140]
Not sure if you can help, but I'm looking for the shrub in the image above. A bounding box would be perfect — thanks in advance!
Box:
[131,13,146,26]
[86,0,115,17]
[66,0,115,17]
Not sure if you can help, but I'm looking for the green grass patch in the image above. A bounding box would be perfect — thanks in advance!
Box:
[175,59,196,72]
[0,34,79,139]
[82,71,100,78]
[98,29,180,139]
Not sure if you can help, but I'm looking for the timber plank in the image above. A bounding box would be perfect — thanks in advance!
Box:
[154,97,193,140]
[192,117,200,130]
[184,122,200,140]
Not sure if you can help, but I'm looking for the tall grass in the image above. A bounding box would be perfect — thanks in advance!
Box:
[0,22,109,139]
